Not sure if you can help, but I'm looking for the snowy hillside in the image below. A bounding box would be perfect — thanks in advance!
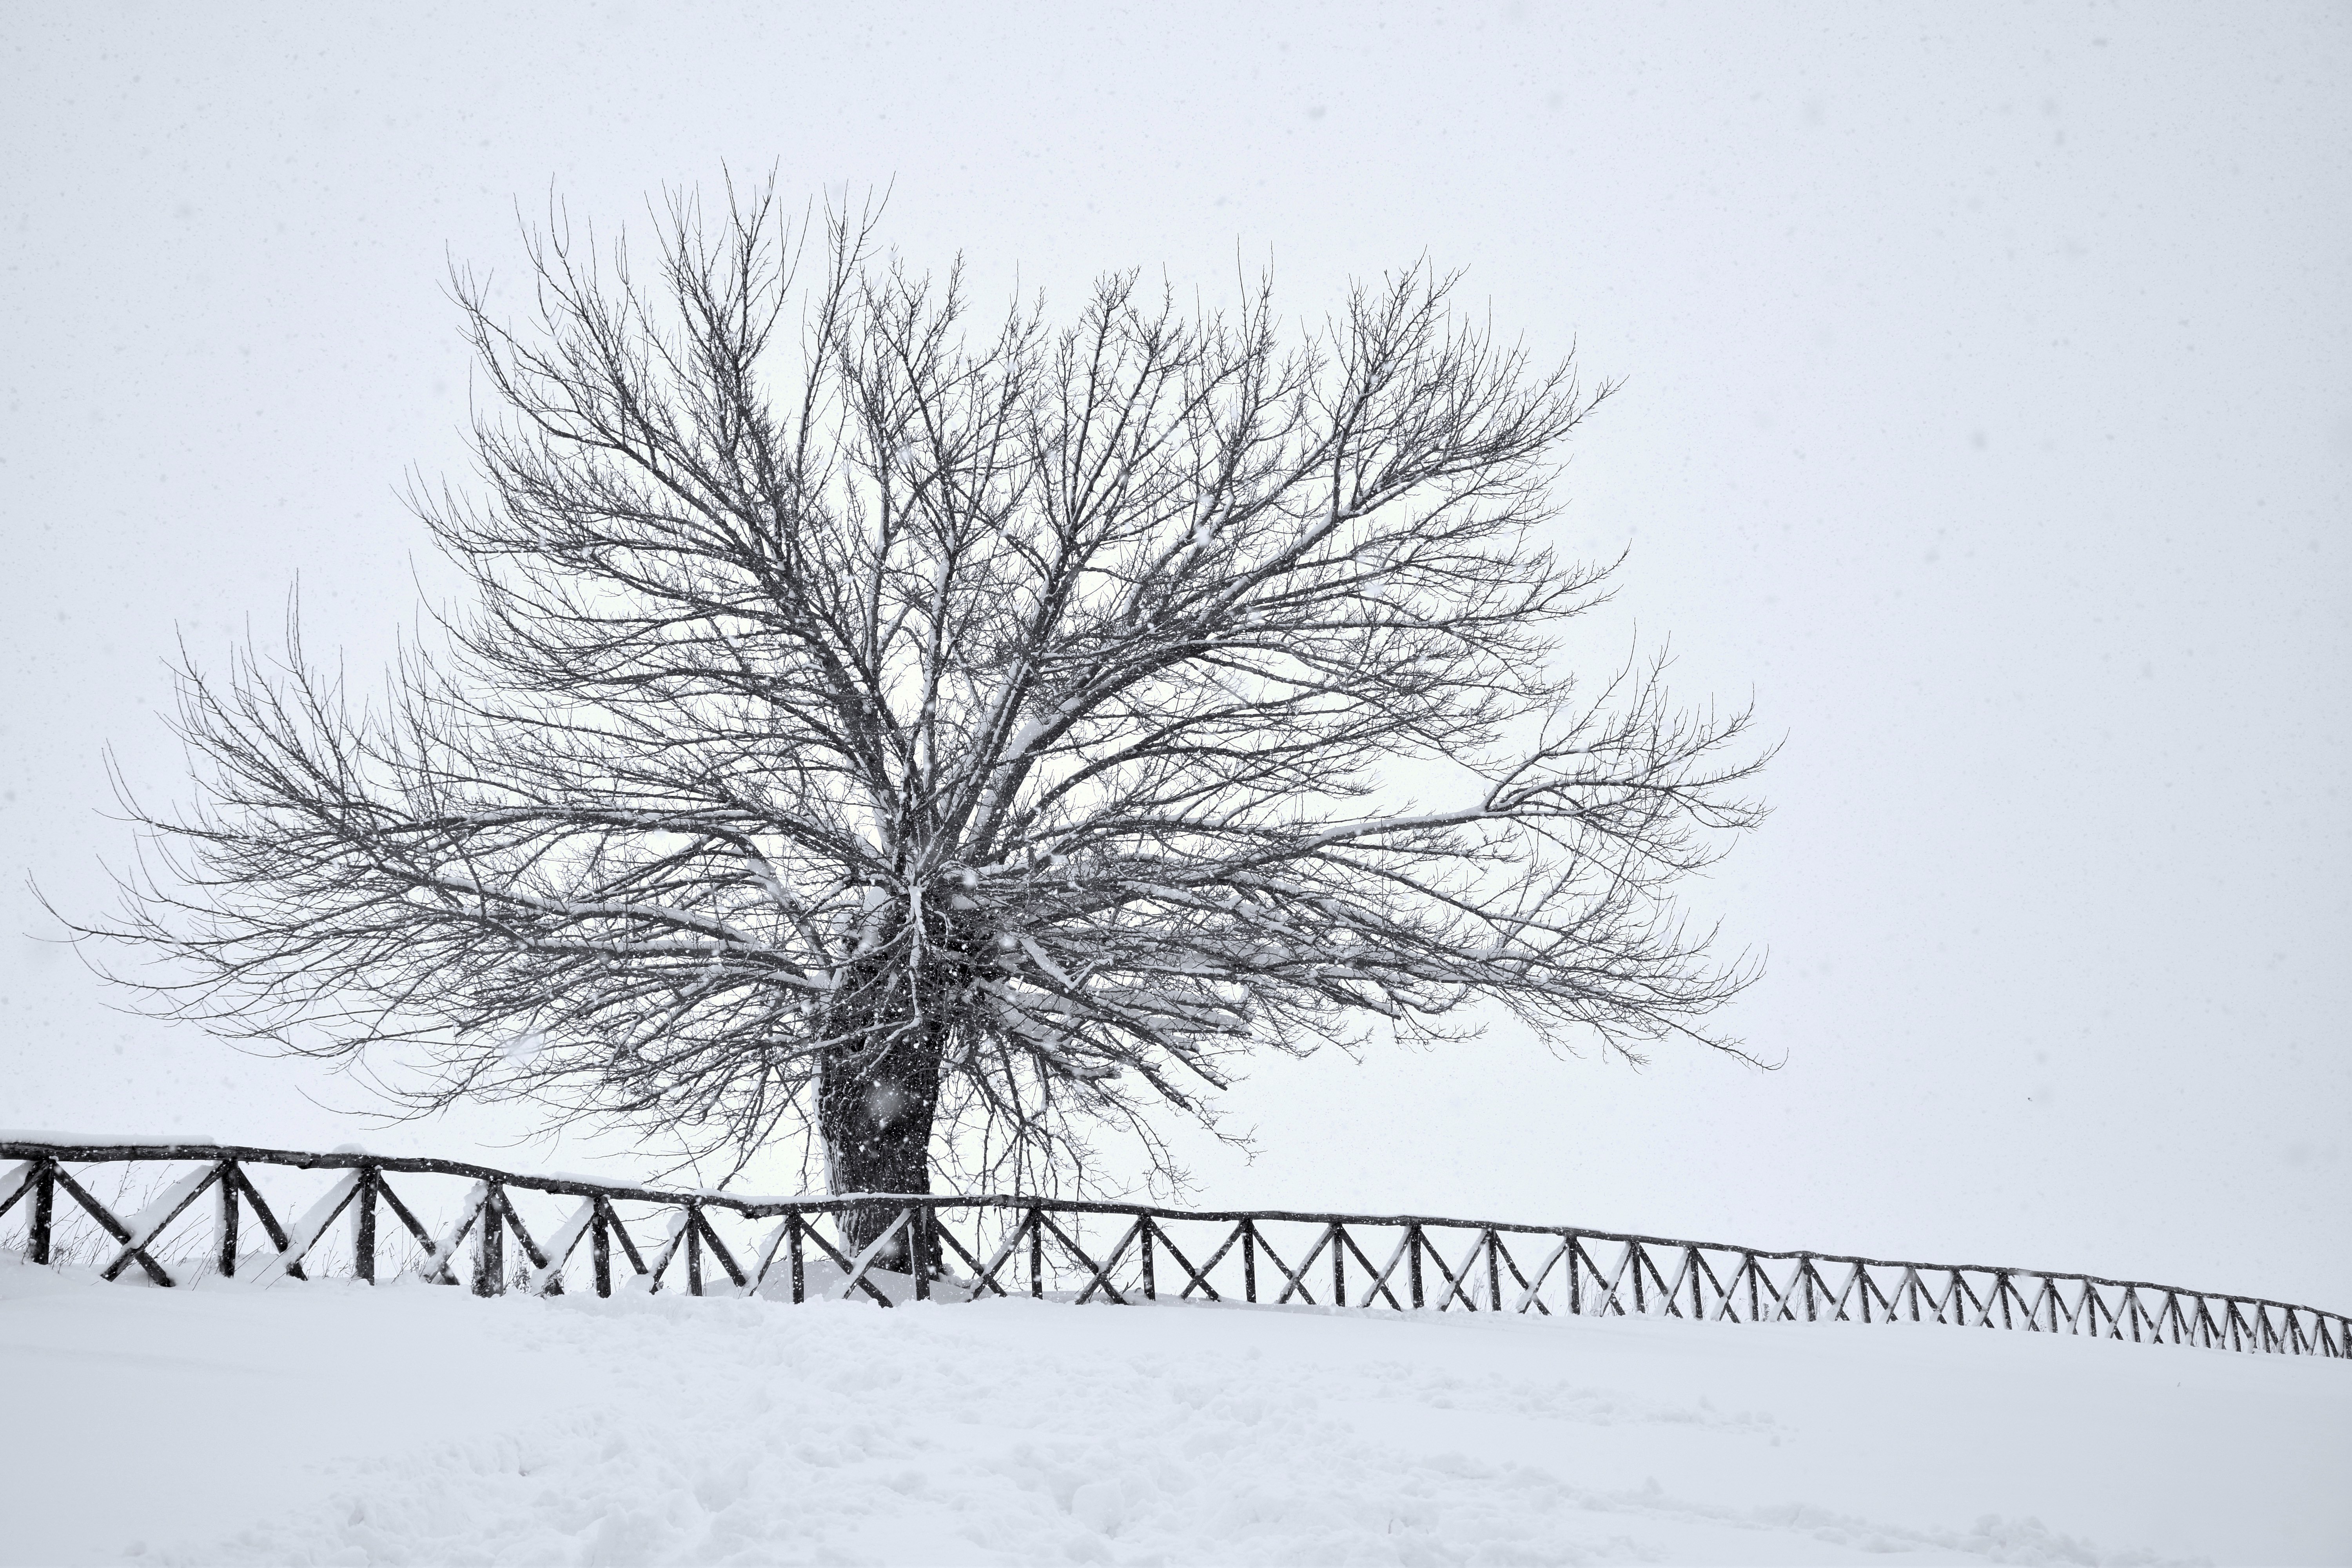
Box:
[3,1258,2344,1566]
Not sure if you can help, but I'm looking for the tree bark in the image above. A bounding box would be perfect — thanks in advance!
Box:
[817,1029,942,1274]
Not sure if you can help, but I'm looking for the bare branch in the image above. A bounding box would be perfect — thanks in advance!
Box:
[68,187,1769,1214]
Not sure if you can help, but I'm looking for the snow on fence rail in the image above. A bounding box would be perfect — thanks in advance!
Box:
[3,1139,2344,1359]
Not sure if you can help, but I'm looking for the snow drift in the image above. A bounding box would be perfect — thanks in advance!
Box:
[3,1256,2346,1566]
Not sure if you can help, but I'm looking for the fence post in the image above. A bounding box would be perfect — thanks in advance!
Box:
[788,1213,806,1305]
[1333,1225,1348,1308]
[1408,1226,1426,1310]
[1140,1222,1157,1301]
[1029,1208,1044,1299]
[215,1165,239,1279]
[686,1205,704,1297]
[1242,1222,1258,1304]
[1486,1231,1503,1312]
[28,1160,54,1266]
[1566,1235,1581,1316]
[914,1208,932,1302]
[592,1206,612,1298]
[474,1184,506,1297]
[354,1169,377,1284]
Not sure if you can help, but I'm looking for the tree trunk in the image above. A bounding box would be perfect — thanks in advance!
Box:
[817,1030,942,1276]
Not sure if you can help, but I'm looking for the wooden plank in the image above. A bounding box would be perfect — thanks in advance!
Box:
[967,1210,1032,1298]
[791,1214,896,1307]
[1826,1261,1864,1324]
[51,1166,172,1287]
[693,1207,749,1291]
[1440,1230,1492,1312]
[1357,1225,1417,1310]
[100,1161,225,1285]
[527,1199,600,1296]
[1714,1253,1758,1323]
[639,1208,693,1295]
[1424,1229,1481,1312]
[1245,1224,1305,1310]
[494,1189,551,1272]
[1949,1270,1989,1329]
[255,1171,365,1284]
[1269,1223,1332,1306]
[601,1198,650,1276]
[416,1181,487,1285]
[227,1165,295,1257]
[0,1161,33,1221]
[836,1209,913,1303]
[1703,1250,1740,1326]
[1496,1234,1555,1317]
[1034,1210,1127,1306]
[745,1214,800,1297]
[1653,1245,1694,1320]
[1145,1220,1221,1303]
[1174,1220,1246,1302]
[1592,1241,1636,1318]
[1071,1218,1143,1305]
[929,1215,1007,1300]
[1759,1256,1804,1322]
[372,1178,435,1249]
[1343,1226,1408,1312]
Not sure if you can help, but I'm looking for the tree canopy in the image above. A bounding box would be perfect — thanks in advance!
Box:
[83,187,1766,1203]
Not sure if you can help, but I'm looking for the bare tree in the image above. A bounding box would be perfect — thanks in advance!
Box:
[77,186,1766,1247]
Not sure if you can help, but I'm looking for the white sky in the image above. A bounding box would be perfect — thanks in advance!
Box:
[4,3,2347,1308]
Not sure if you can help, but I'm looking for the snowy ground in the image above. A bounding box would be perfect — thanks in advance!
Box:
[2,1256,2345,1566]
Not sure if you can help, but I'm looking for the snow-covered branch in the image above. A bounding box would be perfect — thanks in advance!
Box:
[73,183,1767,1209]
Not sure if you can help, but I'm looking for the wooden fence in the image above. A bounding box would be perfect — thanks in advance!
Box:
[3,1140,2343,1359]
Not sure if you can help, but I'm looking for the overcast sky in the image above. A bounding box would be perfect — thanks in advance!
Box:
[4,3,2347,1309]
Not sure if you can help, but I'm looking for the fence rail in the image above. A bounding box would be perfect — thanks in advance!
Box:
[3,1140,2343,1360]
